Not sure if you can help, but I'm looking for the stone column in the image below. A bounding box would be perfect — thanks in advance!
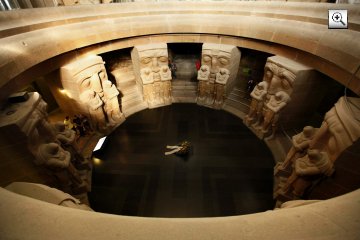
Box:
[196,43,241,109]
[59,55,124,133]
[131,43,172,109]
[244,56,324,139]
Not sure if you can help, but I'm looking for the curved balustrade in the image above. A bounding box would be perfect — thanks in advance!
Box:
[0,2,359,102]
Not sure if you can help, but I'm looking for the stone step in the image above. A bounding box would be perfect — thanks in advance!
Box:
[172,96,197,103]
[117,78,137,90]
[123,101,148,117]
[171,85,198,91]
[172,91,197,97]
[222,104,246,120]
[227,94,250,104]
[122,92,142,104]
[230,88,248,99]
[224,98,250,114]
[171,80,198,86]
[111,69,135,81]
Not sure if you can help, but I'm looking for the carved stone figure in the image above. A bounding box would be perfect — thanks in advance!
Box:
[131,43,172,108]
[309,97,360,163]
[80,90,106,131]
[244,81,268,126]
[274,96,360,206]
[197,65,210,81]
[275,126,317,175]
[52,121,90,170]
[35,142,71,169]
[160,65,172,81]
[252,91,290,139]
[52,122,76,146]
[214,84,225,108]
[215,68,230,85]
[263,61,296,97]
[282,150,334,197]
[102,80,125,125]
[260,91,290,138]
[162,80,172,104]
[197,43,241,108]
[36,142,88,193]
[244,56,324,138]
[60,55,125,133]
[140,67,154,84]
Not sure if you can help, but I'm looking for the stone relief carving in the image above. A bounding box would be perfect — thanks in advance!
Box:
[215,68,230,85]
[131,43,172,108]
[197,65,210,81]
[258,91,291,139]
[160,65,172,81]
[275,126,317,175]
[60,55,125,133]
[0,92,91,195]
[244,56,307,139]
[274,96,360,206]
[244,81,268,126]
[197,43,240,109]
[102,80,125,125]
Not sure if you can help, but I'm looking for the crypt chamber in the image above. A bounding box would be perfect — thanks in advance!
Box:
[0,1,360,239]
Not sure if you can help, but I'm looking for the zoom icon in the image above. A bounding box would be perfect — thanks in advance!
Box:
[329,10,348,29]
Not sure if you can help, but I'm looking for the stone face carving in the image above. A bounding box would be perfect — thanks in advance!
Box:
[263,61,296,97]
[274,96,360,206]
[60,55,125,133]
[102,80,125,125]
[244,56,317,139]
[131,43,172,108]
[197,43,241,109]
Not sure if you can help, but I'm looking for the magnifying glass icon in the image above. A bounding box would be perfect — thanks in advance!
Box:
[332,12,346,26]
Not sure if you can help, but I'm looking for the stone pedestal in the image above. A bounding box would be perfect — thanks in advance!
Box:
[196,43,241,109]
[244,56,324,139]
[131,43,172,109]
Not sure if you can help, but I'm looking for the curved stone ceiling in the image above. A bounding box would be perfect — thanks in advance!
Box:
[0,1,359,102]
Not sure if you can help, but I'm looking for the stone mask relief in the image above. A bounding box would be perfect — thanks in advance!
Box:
[132,43,173,108]
[139,49,169,82]
[263,62,295,96]
[60,56,124,132]
[201,48,231,83]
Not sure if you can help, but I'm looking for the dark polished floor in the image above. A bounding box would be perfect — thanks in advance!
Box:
[88,104,275,218]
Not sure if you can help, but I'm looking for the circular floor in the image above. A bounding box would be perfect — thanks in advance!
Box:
[89,104,275,217]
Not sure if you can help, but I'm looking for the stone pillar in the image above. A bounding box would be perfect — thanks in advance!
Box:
[59,55,125,133]
[244,56,323,139]
[131,43,172,109]
[196,43,240,109]
[274,97,360,206]
[0,92,91,195]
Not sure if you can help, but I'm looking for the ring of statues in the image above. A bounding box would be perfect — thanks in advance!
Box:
[1,42,359,208]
